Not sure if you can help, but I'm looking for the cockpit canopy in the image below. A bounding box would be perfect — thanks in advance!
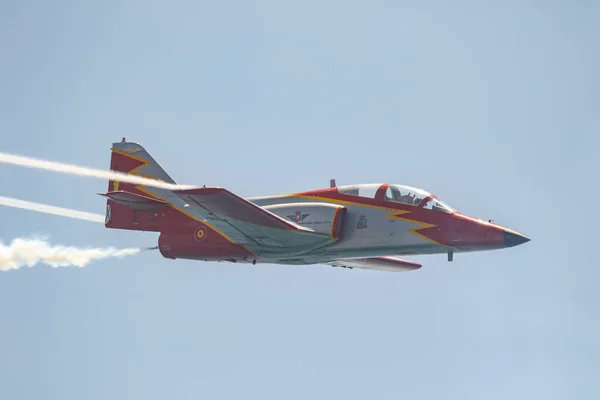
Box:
[422,197,454,213]
[336,183,454,213]
[383,184,428,206]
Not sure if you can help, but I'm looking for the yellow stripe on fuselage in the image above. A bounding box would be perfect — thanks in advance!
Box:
[279,193,444,247]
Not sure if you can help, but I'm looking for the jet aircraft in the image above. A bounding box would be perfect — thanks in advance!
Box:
[101,139,530,272]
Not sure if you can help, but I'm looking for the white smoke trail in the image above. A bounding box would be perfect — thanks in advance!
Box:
[0,151,195,191]
[0,237,142,271]
[0,195,105,223]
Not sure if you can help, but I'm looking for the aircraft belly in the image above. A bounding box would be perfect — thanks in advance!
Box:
[274,244,445,265]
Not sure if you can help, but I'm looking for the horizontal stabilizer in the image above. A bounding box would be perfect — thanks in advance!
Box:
[328,257,422,272]
[99,190,168,210]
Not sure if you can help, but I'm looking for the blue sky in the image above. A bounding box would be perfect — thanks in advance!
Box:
[0,1,598,399]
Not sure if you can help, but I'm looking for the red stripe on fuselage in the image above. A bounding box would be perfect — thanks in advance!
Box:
[293,187,506,249]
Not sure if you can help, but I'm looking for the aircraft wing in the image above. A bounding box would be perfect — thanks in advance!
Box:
[328,257,422,272]
[168,187,332,253]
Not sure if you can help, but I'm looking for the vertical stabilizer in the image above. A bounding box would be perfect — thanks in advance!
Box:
[103,139,176,231]
[107,138,175,194]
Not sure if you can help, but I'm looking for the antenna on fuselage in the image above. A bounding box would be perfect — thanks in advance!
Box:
[330,178,336,188]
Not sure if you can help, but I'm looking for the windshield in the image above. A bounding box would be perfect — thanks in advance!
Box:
[423,198,454,213]
[384,184,430,206]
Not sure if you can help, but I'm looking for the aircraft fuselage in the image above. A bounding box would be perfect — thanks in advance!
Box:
[103,140,530,272]
[246,185,528,265]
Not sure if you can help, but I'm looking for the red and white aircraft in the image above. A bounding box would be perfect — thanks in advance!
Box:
[101,139,530,272]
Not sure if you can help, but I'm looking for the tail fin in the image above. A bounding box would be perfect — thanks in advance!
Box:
[107,138,175,192]
[103,138,176,232]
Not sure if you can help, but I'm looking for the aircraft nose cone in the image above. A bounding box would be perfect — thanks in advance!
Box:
[504,231,530,247]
